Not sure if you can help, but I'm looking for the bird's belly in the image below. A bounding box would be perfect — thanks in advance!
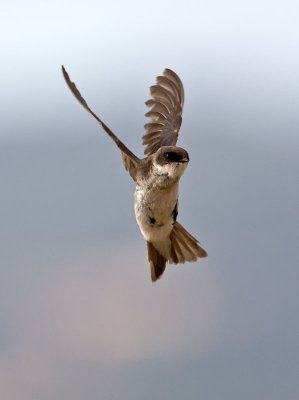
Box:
[134,185,178,242]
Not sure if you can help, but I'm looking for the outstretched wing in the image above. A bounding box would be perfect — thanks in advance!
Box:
[142,68,185,156]
[62,65,140,181]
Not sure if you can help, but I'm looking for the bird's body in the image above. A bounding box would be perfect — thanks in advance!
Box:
[62,66,207,281]
[134,152,187,250]
[135,182,178,244]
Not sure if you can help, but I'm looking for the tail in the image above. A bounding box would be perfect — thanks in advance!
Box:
[147,241,167,282]
[147,222,207,282]
[170,222,207,263]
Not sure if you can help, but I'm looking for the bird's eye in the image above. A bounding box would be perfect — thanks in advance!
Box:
[164,151,178,161]
[163,151,188,163]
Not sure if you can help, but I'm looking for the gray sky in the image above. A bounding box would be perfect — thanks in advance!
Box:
[1,1,299,399]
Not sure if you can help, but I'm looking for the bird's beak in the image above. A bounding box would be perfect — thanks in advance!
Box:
[179,157,189,163]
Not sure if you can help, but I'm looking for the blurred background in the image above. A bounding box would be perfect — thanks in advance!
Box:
[1,0,299,399]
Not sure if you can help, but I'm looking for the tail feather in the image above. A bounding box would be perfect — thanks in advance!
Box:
[147,241,167,282]
[172,229,195,262]
[147,222,207,282]
[168,232,183,263]
[170,222,207,264]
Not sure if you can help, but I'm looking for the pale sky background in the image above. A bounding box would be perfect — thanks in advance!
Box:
[1,0,299,399]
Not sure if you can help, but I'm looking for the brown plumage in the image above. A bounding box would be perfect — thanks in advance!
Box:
[62,65,207,282]
[142,69,184,156]
[148,222,207,282]
[147,242,167,282]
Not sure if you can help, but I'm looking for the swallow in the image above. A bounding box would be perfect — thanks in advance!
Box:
[62,65,207,281]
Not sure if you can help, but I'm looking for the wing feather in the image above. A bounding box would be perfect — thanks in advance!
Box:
[62,65,140,181]
[142,69,184,156]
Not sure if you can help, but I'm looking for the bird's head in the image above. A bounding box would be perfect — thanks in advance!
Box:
[152,146,189,181]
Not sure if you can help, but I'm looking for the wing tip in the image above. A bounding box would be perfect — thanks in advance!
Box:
[61,64,68,79]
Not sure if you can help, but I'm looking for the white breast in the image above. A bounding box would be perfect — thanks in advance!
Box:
[134,160,188,243]
[134,180,179,243]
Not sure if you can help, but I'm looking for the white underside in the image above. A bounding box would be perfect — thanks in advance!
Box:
[134,161,187,254]
[134,184,178,243]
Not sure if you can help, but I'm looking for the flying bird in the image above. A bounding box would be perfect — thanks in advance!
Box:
[62,66,207,281]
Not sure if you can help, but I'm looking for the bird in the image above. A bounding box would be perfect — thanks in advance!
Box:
[62,65,207,282]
